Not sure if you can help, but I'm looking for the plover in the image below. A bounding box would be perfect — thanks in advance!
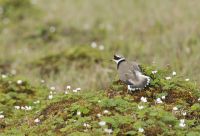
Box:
[112,54,150,91]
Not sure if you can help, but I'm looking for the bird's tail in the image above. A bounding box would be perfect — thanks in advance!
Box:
[128,76,150,91]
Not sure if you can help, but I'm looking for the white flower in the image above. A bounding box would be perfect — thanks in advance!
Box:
[172,71,176,76]
[156,98,163,104]
[64,91,68,94]
[34,118,40,123]
[138,105,144,110]
[97,113,102,118]
[140,97,147,103]
[48,95,53,100]
[50,86,56,91]
[98,100,101,103]
[103,110,109,114]
[83,123,90,128]
[151,70,157,74]
[91,42,97,48]
[77,111,81,116]
[49,26,56,33]
[0,115,4,119]
[11,69,17,75]
[99,121,106,126]
[104,128,113,134]
[179,119,186,128]
[40,80,45,83]
[173,107,178,111]
[76,88,81,91]
[17,80,23,85]
[1,74,7,79]
[21,106,25,110]
[73,89,78,93]
[99,45,104,50]
[165,77,172,80]
[14,106,20,110]
[182,112,187,116]
[25,106,32,111]
[198,98,200,101]
[66,85,71,90]
[161,96,166,100]
[33,100,40,104]
[138,128,144,133]
[185,78,190,81]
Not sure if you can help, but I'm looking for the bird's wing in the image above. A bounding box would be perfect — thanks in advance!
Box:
[124,71,150,89]
[130,61,141,72]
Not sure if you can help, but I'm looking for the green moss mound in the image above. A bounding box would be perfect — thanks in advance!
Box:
[1,66,200,135]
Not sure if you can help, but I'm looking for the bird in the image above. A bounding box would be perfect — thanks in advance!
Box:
[112,54,150,92]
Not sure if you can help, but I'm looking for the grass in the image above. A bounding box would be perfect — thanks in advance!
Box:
[1,0,200,135]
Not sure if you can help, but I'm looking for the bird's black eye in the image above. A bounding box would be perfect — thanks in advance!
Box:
[114,55,121,60]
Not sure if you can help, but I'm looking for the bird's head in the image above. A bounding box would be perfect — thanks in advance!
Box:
[112,54,125,64]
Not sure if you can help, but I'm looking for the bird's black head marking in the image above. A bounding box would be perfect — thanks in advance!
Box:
[113,54,123,60]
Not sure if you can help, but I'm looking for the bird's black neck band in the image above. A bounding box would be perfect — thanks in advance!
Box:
[117,59,125,69]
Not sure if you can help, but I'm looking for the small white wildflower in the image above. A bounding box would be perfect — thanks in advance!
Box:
[40,80,45,83]
[17,80,23,85]
[91,42,97,48]
[66,85,71,90]
[49,26,56,33]
[185,78,190,81]
[14,106,20,110]
[173,107,178,111]
[99,121,106,126]
[0,115,4,119]
[140,97,147,103]
[11,69,17,75]
[165,77,172,80]
[103,110,109,114]
[104,128,113,134]
[182,111,187,116]
[34,118,40,123]
[99,45,104,50]
[138,105,144,110]
[179,119,186,128]
[161,95,166,100]
[83,123,90,128]
[77,111,81,116]
[33,100,40,104]
[156,98,163,104]
[50,86,56,91]
[97,113,102,118]
[198,98,200,101]
[151,70,157,74]
[1,74,7,79]
[172,71,177,76]
[48,94,53,100]
[76,88,81,91]
[138,128,144,133]
[64,91,68,94]
[25,106,32,111]
[21,106,25,110]
[98,100,101,103]
[73,89,78,93]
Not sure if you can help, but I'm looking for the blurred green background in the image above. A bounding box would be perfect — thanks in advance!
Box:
[0,0,200,90]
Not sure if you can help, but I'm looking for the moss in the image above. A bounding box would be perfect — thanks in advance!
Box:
[32,46,109,76]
